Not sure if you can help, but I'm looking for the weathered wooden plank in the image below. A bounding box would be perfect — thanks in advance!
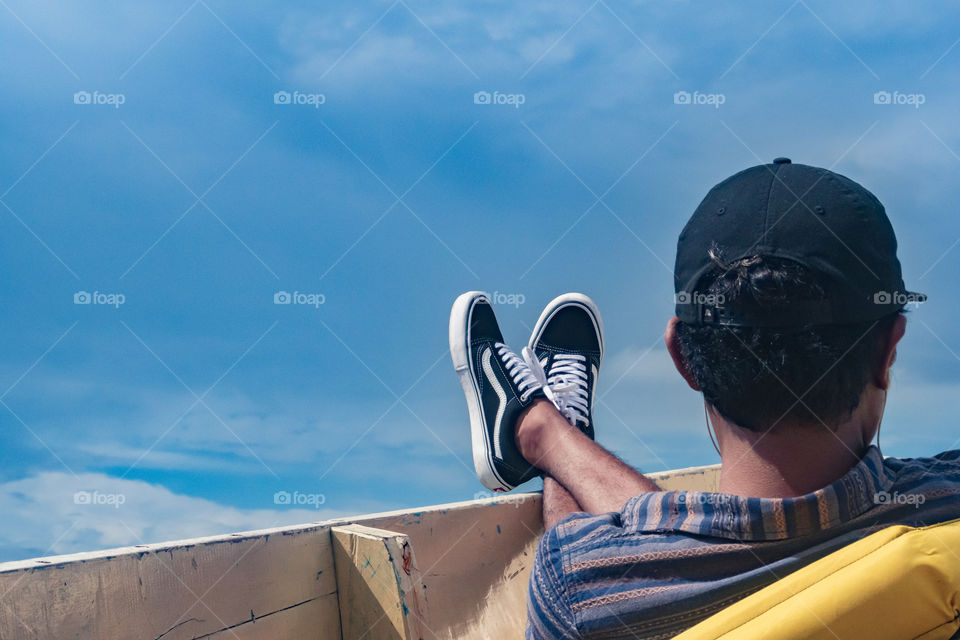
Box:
[450,530,541,640]
[0,527,339,640]
[356,494,543,640]
[331,524,428,640]
[152,592,340,640]
[648,463,720,492]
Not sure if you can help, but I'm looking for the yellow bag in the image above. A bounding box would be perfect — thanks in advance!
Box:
[674,518,960,640]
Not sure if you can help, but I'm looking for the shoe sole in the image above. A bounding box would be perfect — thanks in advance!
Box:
[449,291,512,492]
[528,292,605,360]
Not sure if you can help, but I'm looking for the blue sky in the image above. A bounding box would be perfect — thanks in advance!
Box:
[1,0,959,561]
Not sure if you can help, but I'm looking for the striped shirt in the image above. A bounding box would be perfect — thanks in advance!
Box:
[526,447,960,639]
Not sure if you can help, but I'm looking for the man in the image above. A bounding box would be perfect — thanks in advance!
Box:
[449,158,960,639]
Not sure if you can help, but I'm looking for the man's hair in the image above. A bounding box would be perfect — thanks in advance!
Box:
[674,255,900,432]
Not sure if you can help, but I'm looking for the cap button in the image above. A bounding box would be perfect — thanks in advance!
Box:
[773,157,792,164]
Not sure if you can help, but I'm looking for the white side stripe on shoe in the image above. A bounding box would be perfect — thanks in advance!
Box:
[481,347,507,459]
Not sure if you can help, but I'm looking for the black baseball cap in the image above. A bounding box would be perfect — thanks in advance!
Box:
[674,158,925,327]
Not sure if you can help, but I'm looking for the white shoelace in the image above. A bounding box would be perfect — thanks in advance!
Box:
[496,343,543,402]
[496,343,591,427]
[523,349,590,427]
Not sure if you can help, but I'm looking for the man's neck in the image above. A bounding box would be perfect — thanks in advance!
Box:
[716,416,869,498]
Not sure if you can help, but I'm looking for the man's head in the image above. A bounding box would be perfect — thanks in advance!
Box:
[667,255,904,434]
[666,159,917,445]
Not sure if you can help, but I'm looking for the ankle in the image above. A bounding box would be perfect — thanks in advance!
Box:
[515,399,555,463]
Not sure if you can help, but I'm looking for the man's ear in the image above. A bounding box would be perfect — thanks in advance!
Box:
[875,314,907,390]
[665,316,701,391]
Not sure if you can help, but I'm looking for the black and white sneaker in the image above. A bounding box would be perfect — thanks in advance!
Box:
[450,292,545,492]
[528,293,604,440]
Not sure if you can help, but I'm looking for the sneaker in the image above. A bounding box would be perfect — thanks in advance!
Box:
[528,293,604,440]
[450,291,544,492]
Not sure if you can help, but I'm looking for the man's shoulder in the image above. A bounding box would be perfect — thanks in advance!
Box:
[883,448,960,484]
[884,449,960,470]
[880,448,960,507]
[542,504,709,569]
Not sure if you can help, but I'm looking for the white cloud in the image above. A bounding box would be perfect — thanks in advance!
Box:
[74,442,253,473]
[3,363,467,472]
[0,472,348,562]
[278,2,676,87]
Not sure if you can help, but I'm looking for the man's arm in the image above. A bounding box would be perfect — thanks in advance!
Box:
[519,400,660,514]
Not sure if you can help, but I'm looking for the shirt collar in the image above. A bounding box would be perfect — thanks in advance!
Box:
[622,446,896,541]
